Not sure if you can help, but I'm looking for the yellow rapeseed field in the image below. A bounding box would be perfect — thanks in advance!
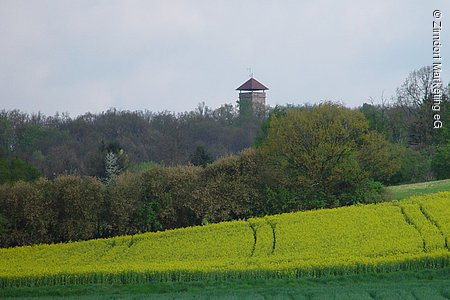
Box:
[0,192,449,287]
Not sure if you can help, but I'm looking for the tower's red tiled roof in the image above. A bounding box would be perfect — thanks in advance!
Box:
[236,78,268,91]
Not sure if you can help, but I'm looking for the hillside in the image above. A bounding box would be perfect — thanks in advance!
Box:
[386,179,450,200]
[1,192,449,287]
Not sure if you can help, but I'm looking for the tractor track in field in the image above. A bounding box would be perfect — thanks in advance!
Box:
[419,204,448,250]
[247,220,277,257]
[399,206,427,252]
[249,222,258,257]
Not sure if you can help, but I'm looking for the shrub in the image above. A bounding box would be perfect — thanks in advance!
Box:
[49,176,104,242]
[192,148,263,222]
[0,179,54,247]
[140,165,202,230]
[106,171,144,236]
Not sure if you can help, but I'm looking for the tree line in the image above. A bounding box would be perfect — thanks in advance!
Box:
[360,66,450,182]
[0,103,419,247]
[0,66,449,248]
[0,102,262,183]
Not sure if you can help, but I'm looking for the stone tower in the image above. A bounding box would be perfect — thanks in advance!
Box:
[236,77,268,119]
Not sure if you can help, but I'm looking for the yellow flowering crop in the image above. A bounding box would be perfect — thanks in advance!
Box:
[0,192,449,287]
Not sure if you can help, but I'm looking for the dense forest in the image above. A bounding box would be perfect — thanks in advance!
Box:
[0,101,262,181]
[0,66,449,247]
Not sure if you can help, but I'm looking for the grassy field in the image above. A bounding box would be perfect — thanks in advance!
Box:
[1,268,449,299]
[386,179,450,200]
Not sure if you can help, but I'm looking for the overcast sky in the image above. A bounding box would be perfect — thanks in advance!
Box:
[1,1,449,117]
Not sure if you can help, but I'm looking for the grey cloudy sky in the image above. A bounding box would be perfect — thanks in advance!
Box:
[1,0,449,117]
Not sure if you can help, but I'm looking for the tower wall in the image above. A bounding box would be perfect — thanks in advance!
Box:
[239,91,266,118]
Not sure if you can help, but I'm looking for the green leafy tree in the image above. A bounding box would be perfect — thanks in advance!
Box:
[388,145,432,184]
[50,176,104,242]
[0,158,41,185]
[192,148,261,222]
[253,106,287,147]
[237,99,253,123]
[432,142,450,179]
[190,146,213,167]
[259,102,386,208]
[106,171,145,236]
[357,131,401,183]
